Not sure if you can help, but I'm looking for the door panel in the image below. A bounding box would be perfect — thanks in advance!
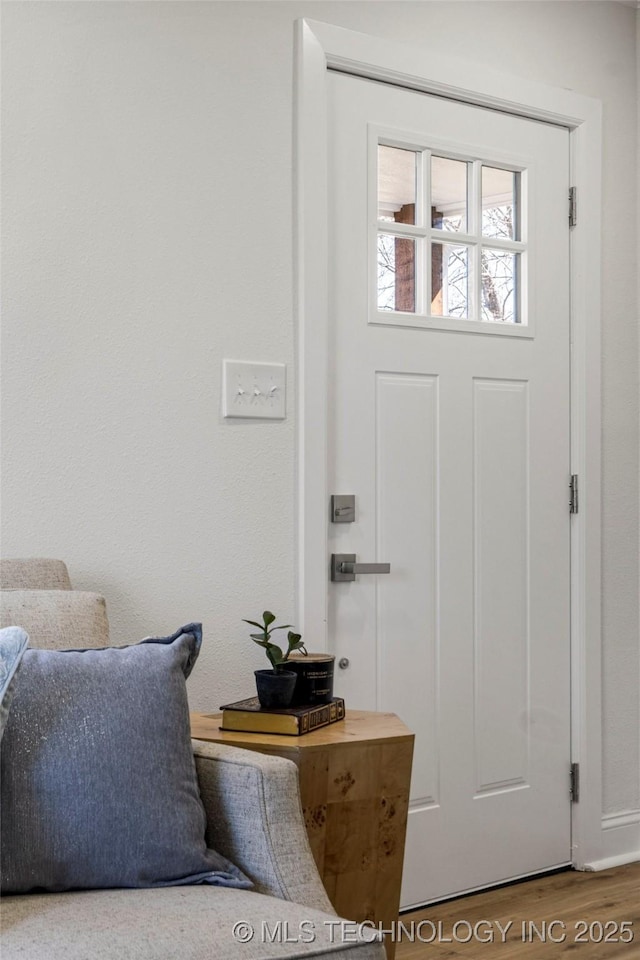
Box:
[376,372,439,806]
[473,378,530,794]
[327,72,571,907]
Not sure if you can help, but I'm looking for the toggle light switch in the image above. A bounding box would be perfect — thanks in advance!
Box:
[222,360,286,420]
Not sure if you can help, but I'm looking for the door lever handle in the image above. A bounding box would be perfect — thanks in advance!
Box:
[341,561,391,575]
[331,554,391,582]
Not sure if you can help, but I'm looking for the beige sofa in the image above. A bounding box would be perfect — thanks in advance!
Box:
[0,559,384,960]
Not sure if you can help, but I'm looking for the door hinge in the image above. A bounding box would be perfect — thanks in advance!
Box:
[570,762,580,802]
[569,474,579,514]
[569,186,577,227]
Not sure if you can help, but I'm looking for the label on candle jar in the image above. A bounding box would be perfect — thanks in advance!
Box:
[287,654,335,707]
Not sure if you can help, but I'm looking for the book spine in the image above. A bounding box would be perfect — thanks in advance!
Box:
[299,699,345,733]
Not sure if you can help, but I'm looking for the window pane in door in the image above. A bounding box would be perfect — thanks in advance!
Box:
[481,249,519,323]
[378,146,417,224]
[431,243,468,318]
[378,234,416,312]
[431,157,468,233]
[482,167,519,240]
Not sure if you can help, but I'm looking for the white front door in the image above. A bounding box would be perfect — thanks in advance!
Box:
[327,72,572,907]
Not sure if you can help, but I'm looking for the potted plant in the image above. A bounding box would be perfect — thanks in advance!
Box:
[244,611,307,709]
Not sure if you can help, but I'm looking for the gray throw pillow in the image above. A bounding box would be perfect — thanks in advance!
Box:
[0,626,29,739]
[0,623,251,893]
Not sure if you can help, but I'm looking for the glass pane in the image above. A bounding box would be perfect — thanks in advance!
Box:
[431,243,468,318]
[431,157,468,233]
[481,249,519,323]
[378,234,416,312]
[378,146,417,224]
[482,167,518,240]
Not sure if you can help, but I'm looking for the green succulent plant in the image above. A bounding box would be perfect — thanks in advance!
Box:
[243,611,307,670]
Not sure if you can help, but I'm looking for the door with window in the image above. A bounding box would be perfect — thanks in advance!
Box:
[327,72,572,907]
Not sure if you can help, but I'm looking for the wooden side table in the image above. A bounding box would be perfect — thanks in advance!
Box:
[191,710,414,960]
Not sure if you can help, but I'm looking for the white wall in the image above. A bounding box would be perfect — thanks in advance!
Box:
[2,1,638,825]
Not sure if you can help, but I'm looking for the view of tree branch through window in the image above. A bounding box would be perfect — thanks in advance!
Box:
[376,142,524,325]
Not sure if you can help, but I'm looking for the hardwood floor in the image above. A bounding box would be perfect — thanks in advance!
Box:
[395,864,640,959]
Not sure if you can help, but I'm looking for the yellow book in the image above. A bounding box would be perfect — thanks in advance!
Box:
[218,697,345,736]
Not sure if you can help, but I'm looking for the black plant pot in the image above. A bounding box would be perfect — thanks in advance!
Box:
[254,669,297,709]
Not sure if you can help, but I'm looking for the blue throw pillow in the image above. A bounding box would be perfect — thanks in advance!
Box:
[0,624,251,893]
[0,626,29,740]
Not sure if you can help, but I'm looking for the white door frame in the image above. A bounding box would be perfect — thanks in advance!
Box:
[294,18,603,871]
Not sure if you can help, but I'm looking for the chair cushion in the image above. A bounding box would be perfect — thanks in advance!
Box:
[0,626,29,739]
[0,558,72,590]
[1,624,250,894]
[0,887,385,960]
[0,590,110,649]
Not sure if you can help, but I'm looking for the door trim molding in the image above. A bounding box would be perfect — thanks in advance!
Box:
[294,17,603,870]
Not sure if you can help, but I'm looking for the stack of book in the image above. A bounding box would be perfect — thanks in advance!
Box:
[218,696,345,736]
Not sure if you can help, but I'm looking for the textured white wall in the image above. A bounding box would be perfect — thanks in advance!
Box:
[2,1,638,817]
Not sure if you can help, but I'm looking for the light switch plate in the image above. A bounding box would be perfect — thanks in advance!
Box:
[222,360,286,420]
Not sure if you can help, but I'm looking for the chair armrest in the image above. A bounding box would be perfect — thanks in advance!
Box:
[193,739,335,914]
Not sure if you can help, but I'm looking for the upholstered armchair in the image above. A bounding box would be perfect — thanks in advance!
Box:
[0,559,384,960]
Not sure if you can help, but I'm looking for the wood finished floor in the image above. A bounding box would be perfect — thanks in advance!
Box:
[395,863,640,959]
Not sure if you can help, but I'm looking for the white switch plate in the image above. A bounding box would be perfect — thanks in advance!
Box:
[222,360,286,420]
